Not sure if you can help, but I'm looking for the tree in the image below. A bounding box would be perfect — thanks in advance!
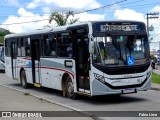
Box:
[0,28,11,43]
[151,55,157,63]
[49,11,79,26]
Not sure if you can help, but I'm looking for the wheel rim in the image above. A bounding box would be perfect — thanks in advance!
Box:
[67,82,74,97]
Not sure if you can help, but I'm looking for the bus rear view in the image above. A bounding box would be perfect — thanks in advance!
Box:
[90,21,151,95]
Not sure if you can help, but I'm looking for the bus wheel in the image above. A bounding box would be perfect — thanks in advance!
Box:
[20,70,29,88]
[66,76,76,99]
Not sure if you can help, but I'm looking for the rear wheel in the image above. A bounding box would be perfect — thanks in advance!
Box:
[66,76,77,99]
[20,70,29,88]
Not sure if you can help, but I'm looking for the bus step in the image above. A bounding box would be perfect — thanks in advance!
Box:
[77,91,90,96]
[34,83,41,88]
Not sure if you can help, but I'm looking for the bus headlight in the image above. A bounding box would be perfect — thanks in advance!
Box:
[94,73,105,83]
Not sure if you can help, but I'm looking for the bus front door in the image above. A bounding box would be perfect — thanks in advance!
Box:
[11,41,17,79]
[31,39,41,87]
[75,36,90,94]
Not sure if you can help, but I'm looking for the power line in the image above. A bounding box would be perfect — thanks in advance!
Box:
[0,0,144,11]
[0,0,128,26]
[75,0,127,14]
[90,1,160,14]
[0,5,42,11]
[0,0,127,11]
[0,1,159,18]
[0,14,49,18]
[0,19,49,25]
[0,0,159,26]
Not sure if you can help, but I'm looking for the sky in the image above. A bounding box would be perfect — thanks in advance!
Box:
[0,0,160,50]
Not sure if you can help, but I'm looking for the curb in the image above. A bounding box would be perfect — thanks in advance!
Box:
[151,87,160,91]
[152,70,160,75]
[0,84,102,120]
[151,83,160,91]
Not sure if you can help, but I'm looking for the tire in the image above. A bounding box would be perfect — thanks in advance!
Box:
[20,70,29,89]
[66,76,77,99]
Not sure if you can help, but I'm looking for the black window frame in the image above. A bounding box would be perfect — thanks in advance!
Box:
[43,33,57,58]
[56,31,72,58]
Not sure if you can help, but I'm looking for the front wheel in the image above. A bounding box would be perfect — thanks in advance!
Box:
[66,76,77,99]
[20,70,29,88]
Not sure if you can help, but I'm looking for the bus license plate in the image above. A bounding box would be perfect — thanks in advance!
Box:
[123,88,135,93]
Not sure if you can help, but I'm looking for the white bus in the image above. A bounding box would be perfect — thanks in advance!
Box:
[4,21,151,99]
[0,43,5,72]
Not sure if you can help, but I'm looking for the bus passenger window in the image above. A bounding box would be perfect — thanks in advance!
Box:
[67,37,73,57]
[57,37,66,57]
[44,35,56,57]
[57,33,72,58]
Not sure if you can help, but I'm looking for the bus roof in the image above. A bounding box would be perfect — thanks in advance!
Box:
[4,20,145,39]
[4,22,89,39]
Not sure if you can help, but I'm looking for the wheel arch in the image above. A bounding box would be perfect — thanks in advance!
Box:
[61,73,71,96]
[19,67,25,80]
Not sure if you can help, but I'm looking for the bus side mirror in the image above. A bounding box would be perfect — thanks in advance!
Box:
[89,41,94,54]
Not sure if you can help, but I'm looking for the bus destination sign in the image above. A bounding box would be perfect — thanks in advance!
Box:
[93,22,146,33]
[100,24,138,32]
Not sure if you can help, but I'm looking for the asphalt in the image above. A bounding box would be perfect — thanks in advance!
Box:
[0,85,92,120]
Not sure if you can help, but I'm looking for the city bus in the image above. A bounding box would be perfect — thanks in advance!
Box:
[0,43,5,72]
[4,21,151,99]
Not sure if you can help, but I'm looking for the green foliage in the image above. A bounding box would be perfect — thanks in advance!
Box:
[152,72,160,84]
[0,28,11,43]
[0,36,4,43]
[151,55,157,63]
[49,11,79,26]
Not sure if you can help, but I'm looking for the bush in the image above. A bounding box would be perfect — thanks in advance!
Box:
[151,55,157,63]
[0,36,4,43]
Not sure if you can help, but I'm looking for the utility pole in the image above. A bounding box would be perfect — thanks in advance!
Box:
[146,12,159,35]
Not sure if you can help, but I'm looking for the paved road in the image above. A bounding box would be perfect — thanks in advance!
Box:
[0,73,160,120]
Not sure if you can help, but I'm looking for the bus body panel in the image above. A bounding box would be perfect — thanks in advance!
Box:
[16,57,76,91]
[90,64,152,96]
[39,58,76,91]
[5,57,13,78]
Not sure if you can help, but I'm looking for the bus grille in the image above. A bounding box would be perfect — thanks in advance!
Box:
[93,62,150,75]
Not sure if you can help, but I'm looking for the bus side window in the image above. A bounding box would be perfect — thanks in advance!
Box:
[57,32,71,57]
[57,37,68,57]
[49,37,56,56]
[44,35,56,57]
[20,38,26,56]
[25,38,30,56]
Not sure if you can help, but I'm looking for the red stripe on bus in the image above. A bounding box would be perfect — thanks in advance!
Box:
[20,66,74,79]
[21,58,31,60]
[40,66,74,79]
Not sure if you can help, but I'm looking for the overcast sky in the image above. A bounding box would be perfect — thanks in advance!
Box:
[0,0,160,50]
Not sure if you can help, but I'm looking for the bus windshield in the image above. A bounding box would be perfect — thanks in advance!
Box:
[93,34,149,66]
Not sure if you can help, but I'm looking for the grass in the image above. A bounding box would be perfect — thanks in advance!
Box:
[152,72,160,84]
